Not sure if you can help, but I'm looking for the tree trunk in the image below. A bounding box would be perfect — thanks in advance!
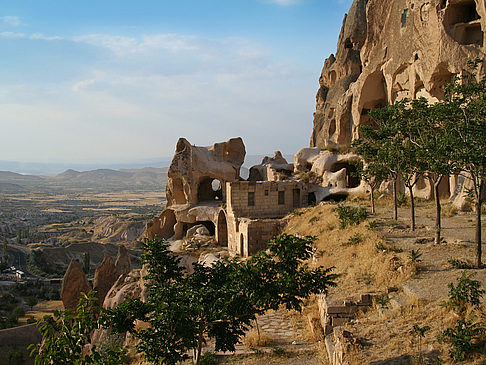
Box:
[195,328,204,365]
[434,177,443,245]
[476,182,483,268]
[370,186,375,215]
[393,178,398,221]
[255,317,261,344]
[408,185,415,231]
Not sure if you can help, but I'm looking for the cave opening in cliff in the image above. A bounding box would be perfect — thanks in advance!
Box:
[330,162,360,188]
[198,177,223,202]
[359,71,387,130]
[322,193,348,202]
[184,221,216,237]
[171,177,186,204]
[444,0,483,46]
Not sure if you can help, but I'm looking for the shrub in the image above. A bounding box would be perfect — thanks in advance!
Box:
[408,249,423,263]
[438,319,484,362]
[335,205,369,229]
[200,352,218,365]
[342,233,362,246]
[448,258,475,269]
[374,294,390,309]
[444,271,485,312]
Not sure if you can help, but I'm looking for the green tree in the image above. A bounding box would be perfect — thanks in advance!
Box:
[105,236,337,365]
[29,291,126,365]
[25,296,38,311]
[82,252,90,275]
[352,160,388,215]
[440,59,486,267]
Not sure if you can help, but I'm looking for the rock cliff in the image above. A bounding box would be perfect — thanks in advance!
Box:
[311,0,486,148]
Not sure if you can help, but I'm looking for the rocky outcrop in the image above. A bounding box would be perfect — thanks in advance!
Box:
[311,0,486,148]
[93,254,118,306]
[61,259,92,310]
[145,137,245,240]
[115,245,132,278]
[248,151,294,182]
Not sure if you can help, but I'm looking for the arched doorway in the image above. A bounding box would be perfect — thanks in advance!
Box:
[217,211,228,246]
[239,234,244,256]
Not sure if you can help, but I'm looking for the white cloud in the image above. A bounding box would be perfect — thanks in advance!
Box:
[1,16,21,27]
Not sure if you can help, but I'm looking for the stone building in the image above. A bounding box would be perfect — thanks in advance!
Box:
[146,137,365,257]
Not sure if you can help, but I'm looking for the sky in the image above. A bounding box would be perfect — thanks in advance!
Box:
[0,0,353,166]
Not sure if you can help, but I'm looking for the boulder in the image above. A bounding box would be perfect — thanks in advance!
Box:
[61,259,92,310]
[93,254,118,306]
[248,151,294,181]
[186,224,210,238]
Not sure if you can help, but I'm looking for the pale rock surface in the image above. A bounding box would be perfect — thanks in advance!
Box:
[311,0,486,148]
[186,224,210,238]
[249,151,294,182]
[61,259,92,310]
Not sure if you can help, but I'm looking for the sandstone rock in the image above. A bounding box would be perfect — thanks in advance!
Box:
[198,253,220,267]
[115,245,131,278]
[186,224,210,238]
[93,254,118,306]
[61,259,92,310]
[145,137,245,240]
[311,0,486,149]
[248,151,294,182]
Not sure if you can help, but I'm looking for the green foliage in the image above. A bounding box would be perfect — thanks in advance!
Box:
[26,296,38,310]
[438,319,484,362]
[444,271,485,312]
[309,215,320,223]
[374,294,391,309]
[82,251,90,275]
[342,233,362,246]
[396,193,408,207]
[199,351,218,365]
[367,220,379,230]
[27,250,64,278]
[29,291,126,365]
[105,236,337,365]
[335,205,369,229]
[272,347,286,356]
[412,324,430,365]
[448,258,475,269]
[408,249,423,263]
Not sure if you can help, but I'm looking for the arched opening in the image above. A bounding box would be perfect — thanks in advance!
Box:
[443,0,483,46]
[329,70,337,85]
[159,209,177,239]
[322,193,348,202]
[217,211,228,247]
[330,162,360,188]
[239,234,245,256]
[329,119,337,137]
[183,221,215,238]
[430,64,454,100]
[197,177,223,202]
[358,71,387,130]
[308,192,317,206]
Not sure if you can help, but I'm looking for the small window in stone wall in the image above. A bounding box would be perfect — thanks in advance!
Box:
[278,191,285,205]
[265,190,269,196]
[248,192,255,206]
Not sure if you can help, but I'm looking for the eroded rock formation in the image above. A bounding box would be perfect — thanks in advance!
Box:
[115,245,132,278]
[93,254,118,306]
[145,137,246,241]
[61,259,92,310]
[312,0,486,148]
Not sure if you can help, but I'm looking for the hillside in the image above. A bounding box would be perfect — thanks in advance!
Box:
[283,199,486,364]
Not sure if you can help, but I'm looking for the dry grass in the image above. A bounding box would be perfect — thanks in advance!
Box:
[242,328,272,348]
[284,203,412,300]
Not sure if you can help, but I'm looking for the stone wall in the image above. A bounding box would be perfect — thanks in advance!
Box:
[0,323,41,364]
[226,181,308,219]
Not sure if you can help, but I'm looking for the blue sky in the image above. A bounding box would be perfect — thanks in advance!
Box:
[0,0,353,165]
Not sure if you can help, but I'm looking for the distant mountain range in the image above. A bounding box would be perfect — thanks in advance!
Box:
[0,154,293,192]
[0,167,169,192]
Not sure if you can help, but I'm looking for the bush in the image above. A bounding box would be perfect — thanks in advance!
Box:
[448,258,475,270]
[438,319,484,362]
[444,271,485,312]
[335,205,369,229]
[342,233,362,246]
